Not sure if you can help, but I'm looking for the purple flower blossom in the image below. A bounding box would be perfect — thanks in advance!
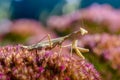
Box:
[0,73,3,78]
[44,51,53,57]
[102,50,111,60]
[80,34,120,71]
[64,77,71,80]
[59,65,66,72]
[0,45,101,80]
[39,66,44,73]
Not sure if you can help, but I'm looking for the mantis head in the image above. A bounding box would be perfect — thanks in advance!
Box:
[80,28,88,35]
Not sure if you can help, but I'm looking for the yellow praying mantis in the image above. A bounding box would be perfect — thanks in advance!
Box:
[21,28,89,59]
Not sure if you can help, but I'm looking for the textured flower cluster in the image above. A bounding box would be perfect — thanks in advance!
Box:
[47,4,120,33]
[80,34,120,70]
[11,19,56,44]
[0,45,100,80]
[0,19,57,45]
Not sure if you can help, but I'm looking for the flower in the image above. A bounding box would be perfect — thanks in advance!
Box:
[39,66,45,73]
[80,34,120,71]
[0,45,101,80]
[47,4,120,33]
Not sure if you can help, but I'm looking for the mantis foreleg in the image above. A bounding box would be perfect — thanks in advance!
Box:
[72,40,85,59]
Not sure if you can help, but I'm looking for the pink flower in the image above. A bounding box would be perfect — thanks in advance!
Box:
[39,66,44,73]
[0,45,101,80]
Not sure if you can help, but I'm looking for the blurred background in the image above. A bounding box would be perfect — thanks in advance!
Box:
[0,0,120,79]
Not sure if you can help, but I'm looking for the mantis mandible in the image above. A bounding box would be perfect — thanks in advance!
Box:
[21,28,89,59]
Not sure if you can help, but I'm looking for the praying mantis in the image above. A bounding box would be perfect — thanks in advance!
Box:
[21,28,89,59]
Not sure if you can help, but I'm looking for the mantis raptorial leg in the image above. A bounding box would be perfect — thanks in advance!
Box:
[72,40,85,59]
[61,40,89,59]
[77,47,89,53]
